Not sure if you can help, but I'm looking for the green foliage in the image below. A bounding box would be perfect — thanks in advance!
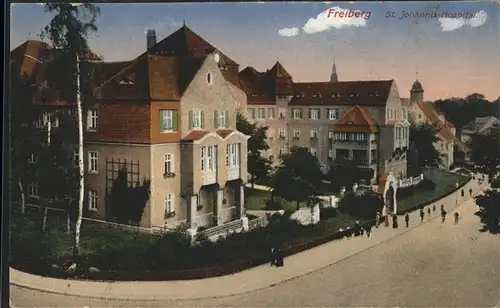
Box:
[327,157,373,189]
[337,192,384,219]
[236,113,272,184]
[409,124,441,169]
[396,179,436,199]
[470,134,500,176]
[269,147,324,210]
[406,143,421,177]
[108,166,151,225]
[474,189,500,234]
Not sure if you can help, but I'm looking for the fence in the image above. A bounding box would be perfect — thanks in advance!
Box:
[248,216,268,230]
[220,206,236,223]
[198,219,244,240]
[398,173,424,189]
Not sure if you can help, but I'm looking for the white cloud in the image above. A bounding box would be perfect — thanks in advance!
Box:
[278,27,300,37]
[438,10,488,32]
[302,6,369,34]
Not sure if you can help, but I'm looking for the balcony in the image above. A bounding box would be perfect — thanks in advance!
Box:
[202,171,217,186]
[227,166,240,181]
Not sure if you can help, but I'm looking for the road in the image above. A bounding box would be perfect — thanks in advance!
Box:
[11,188,500,307]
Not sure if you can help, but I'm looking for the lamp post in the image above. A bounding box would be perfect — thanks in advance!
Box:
[455,181,459,205]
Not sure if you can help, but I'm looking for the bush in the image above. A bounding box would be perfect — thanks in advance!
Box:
[320,207,338,220]
[337,192,384,219]
[396,179,436,198]
[266,198,283,210]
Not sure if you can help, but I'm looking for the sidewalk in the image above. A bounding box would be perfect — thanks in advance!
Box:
[10,177,488,301]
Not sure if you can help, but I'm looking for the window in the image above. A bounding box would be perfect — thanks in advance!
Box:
[28,182,39,198]
[310,129,318,139]
[160,110,178,132]
[268,108,276,119]
[227,143,240,168]
[164,194,174,214]
[50,114,59,128]
[257,108,266,119]
[279,128,286,138]
[215,110,229,128]
[279,147,286,156]
[88,151,98,173]
[327,108,339,120]
[247,108,256,120]
[88,189,98,211]
[355,133,367,141]
[292,108,302,119]
[335,132,348,141]
[164,154,174,176]
[293,130,300,139]
[309,108,320,120]
[87,109,98,132]
[202,145,217,172]
[190,109,204,129]
[279,108,286,119]
[328,149,333,158]
[207,73,212,84]
[310,148,317,157]
[328,132,334,139]
[28,153,37,164]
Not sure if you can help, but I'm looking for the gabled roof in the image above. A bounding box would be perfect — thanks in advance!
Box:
[415,101,456,142]
[462,116,500,135]
[289,80,393,106]
[268,61,292,79]
[329,105,378,133]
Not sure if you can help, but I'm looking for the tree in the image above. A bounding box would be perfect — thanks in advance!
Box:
[236,113,272,186]
[40,2,100,258]
[269,147,323,210]
[409,124,441,170]
[474,189,500,234]
[337,191,384,219]
[10,63,42,214]
[327,157,373,191]
[470,134,499,176]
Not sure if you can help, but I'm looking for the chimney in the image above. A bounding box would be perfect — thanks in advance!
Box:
[146,29,157,50]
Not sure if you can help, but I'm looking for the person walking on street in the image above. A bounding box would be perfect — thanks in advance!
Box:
[393,214,399,229]
[405,213,410,228]
[275,247,284,267]
[376,212,381,228]
[454,212,460,224]
[366,224,372,238]
[420,208,425,222]
[469,188,473,196]
[385,214,390,227]
[270,246,276,267]
[427,207,431,216]
[440,204,444,212]
[441,209,447,223]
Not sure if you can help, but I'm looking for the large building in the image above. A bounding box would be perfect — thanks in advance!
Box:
[239,62,410,185]
[11,26,250,231]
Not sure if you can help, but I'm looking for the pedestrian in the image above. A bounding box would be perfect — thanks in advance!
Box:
[346,227,352,240]
[366,224,372,238]
[433,204,436,212]
[441,209,447,223]
[376,212,381,228]
[270,246,276,267]
[454,212,460,224]
[427,207,431,216]
[420,208,425,222]
[469,188,473,196]
[393,214,398,229]
[275,247,284,267]
[405,213,410,228]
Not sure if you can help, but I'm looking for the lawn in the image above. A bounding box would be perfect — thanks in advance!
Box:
[397,168,470,213]
[244,187,301,212]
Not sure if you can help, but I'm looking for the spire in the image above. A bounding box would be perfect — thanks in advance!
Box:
[330,60,338,82]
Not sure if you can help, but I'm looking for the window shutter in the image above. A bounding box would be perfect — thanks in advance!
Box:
[214,110,218,128]
[225,110,230,127]
[188,110,193,129]
[159,110,163,132]
[308,109,311,119]
[172,110,178,131]
[326,108,330,119]
[290,109,294,117]
[200,111,205,128]
[317,109,321,119]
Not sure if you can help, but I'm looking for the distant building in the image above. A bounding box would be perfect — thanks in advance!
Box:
[461,116,500,143]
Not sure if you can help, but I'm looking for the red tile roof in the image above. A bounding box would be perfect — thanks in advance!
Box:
[329,105,379,133]
[181,130,210,142]
[289,80,394,106]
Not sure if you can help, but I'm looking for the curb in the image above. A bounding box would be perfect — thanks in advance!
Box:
[10,180,486,301]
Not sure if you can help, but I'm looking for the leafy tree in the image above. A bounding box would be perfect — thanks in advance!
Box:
[470,133,500,177]
[40,2,101,257]
[327,157,373,191]
[236,113,272,185]
[474,189,500,234]
[337,191,384,219]
[269,147,323,210]
[406,142,420,177]
[409,124,441,170]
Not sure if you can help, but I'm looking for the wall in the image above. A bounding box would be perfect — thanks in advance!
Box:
[150,101,181,143]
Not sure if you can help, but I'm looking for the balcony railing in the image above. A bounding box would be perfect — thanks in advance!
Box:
[194,212,214,228]
[227,167,240,181]
[202,171,217,186]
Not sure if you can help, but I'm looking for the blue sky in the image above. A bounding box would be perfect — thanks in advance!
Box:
[10,1,500,101]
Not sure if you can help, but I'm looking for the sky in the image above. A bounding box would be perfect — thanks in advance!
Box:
[10,1,500,101]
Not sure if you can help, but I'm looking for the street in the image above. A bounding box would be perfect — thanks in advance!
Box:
[11,184,500,307]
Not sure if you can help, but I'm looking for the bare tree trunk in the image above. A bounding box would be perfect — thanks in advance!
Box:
[47,114,51,145]
[74,54,84,259]
[18,178,25,214]
[66,211,71,235]
[42,207,48,231]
